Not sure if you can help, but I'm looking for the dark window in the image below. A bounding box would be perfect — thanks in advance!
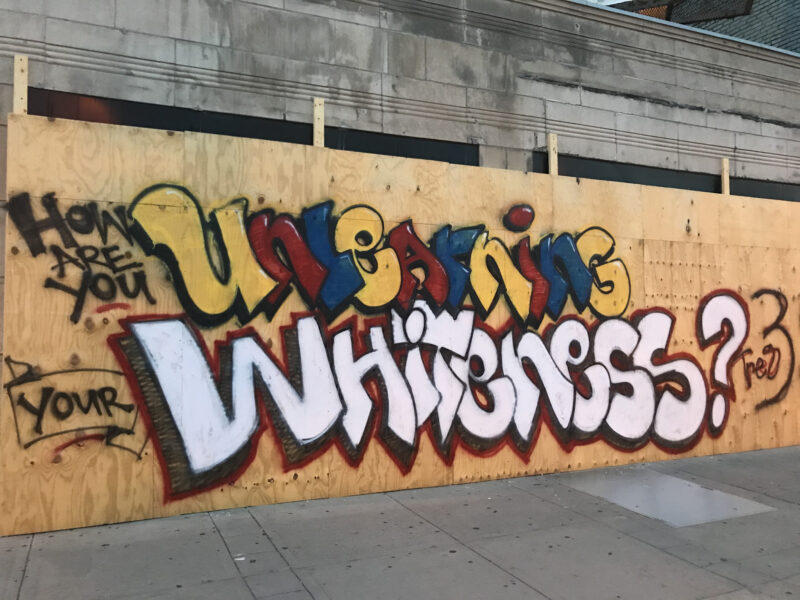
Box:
[325,127,479,166]
[731,178,800,203]
[26,88,798,203]
[532,151,800,203]
[28,88,479,166]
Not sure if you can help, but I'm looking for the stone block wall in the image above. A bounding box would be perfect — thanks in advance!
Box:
[0,0,797,183]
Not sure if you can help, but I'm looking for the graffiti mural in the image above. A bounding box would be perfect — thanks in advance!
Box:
[738,289,795,411]
[8,192,156,323]
[2,116,797,534]
[114,297,746,499]
[4,357,145,457]
[122,184,630,327]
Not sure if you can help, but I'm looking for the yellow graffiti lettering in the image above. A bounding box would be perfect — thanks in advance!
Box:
[576,227,630,318]
[469,232,531,320]
[130,185,277,320]
[334,205,401,307]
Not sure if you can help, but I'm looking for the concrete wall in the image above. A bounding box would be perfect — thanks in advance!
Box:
[0,0,798,184]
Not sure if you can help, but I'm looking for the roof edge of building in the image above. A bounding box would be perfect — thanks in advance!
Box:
[560,0,800,61]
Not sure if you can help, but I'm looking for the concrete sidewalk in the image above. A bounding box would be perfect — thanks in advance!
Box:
[4,448,800,600]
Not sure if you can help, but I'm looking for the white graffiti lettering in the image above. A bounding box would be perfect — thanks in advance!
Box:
[117,292,743,498]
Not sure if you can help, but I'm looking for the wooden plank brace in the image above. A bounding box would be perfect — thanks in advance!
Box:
[547,132,558,177]
[721,157,730,195]
[313,98,325,148]
[13,55,28,115]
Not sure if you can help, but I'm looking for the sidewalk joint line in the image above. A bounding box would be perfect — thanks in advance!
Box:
[386,492,556,600]
[15,534,33,600]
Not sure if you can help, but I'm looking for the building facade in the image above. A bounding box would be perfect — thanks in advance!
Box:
[1,0,800,533]
[0,0,797,186]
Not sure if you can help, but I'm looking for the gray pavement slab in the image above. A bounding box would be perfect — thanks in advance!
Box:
[739,545,800,580]
[6,447,800,599]
[249,493,455,569]
[656,448,800,505]
[210,509,263,539]
[558,466,774,527]
[19,513,238,600]
[388,479,587,541]
[253,593,313,600]
[245,570,308,599]
[294,544,546,600]
[0,535,30,600]
[673,509,800,562]
[663,542,728,568]
[612,515,691,548]
[749,578,800,599]
[704,591,768,600]
[472,521,739,600]
[120,577,255,600]
[233,549,290,578]
[705,558,776,589]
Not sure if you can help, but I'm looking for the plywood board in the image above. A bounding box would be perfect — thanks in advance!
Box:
[2,114,799,535]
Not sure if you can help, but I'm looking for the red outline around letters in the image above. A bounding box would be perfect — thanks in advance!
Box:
[109,293,742,502]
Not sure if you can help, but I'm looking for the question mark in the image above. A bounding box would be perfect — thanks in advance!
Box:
[696,290,749,434]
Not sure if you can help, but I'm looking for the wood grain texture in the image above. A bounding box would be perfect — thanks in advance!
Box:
[2,114,798,535]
